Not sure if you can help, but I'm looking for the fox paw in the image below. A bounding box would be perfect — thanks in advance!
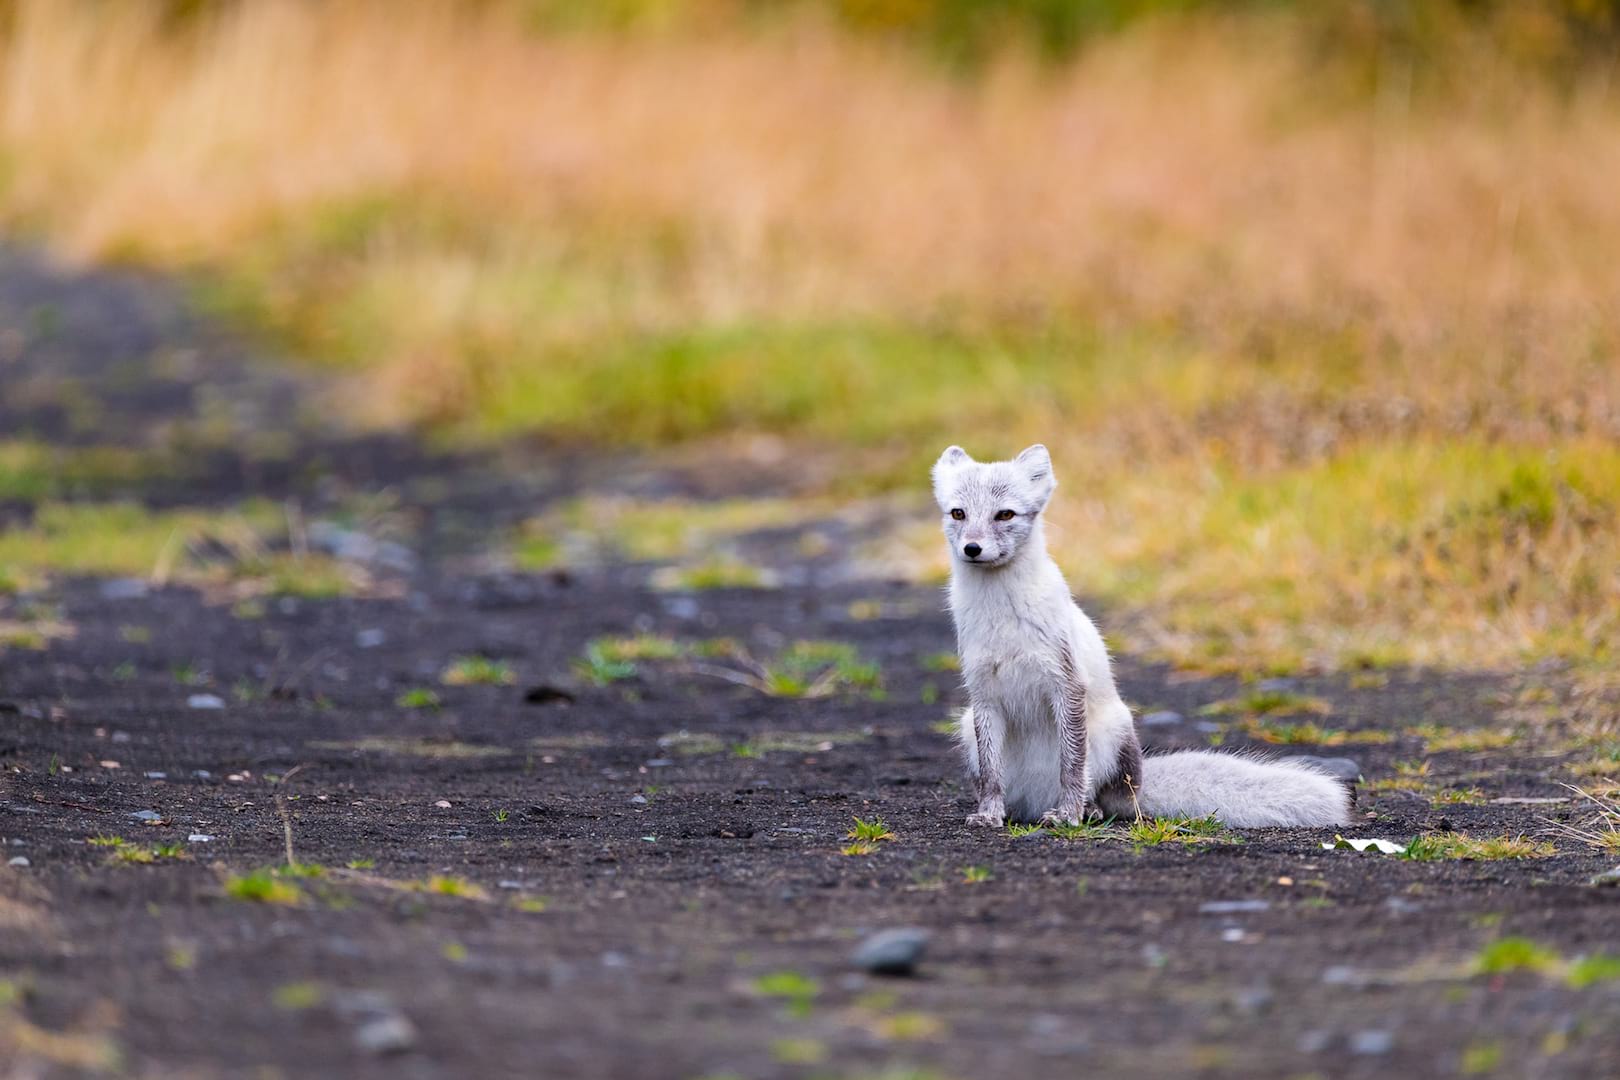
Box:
[1040,808,1081,827]
[965,809,1005,829]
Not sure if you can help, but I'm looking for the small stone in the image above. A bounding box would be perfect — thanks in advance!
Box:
[187,694,226,710]
[144,771,168,779]
[1233,985,1274,1013]
[1289,755,1362,782]
[8,856,30,867]
[1141,710,1184,727]
[433,800,451,809]
[130,810,163,822]
[99,578,149,600]
[852,928,930,976]
[600,951,630,969]
[193,770,213,780]
[1348,1030,1395,1056]
[497,880,525,890]
[1220,928,1246,942]
[353,1015,417,1055]
[1591,865,1620,887]
[355,629,386,649]
[523,685,575,706]
[1256,677,1298,693]
[644,758,673,768]
[628,795,648,805]
[1199,899,1271,914]
[1193,720,1222,734]
[1297,1030,1333,1054]
[446,833,469,842]
[187,834,214,843]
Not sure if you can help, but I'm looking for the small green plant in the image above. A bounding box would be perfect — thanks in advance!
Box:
[418,874,489,900]
[1460,1042,1503,1075]
[842,841,877,856]
[1475,937,1561,975]
[493,808,510,823]
[1403,833,1555,862]
[1238,719,1394,746]
[961,865,992,883]
[224,870,304,905]
[1199,690,1330,718]
[920,651,960,672]
[272,982,325,1010]
[395,687,441,709]
[1567,954,1620,988]
[344,858,375,870]
[86,835,127,847]
[441,655,516,686]
[847,817,896,844]
[1407,725,1518,753]
[1126,815,1232,847]
[574,642,638,685]
[588,634,683,662]
[1433,787,1486,805]
[754,970,819,1017]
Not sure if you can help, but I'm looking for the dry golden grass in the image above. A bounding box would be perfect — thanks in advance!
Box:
[3,2,1619,672]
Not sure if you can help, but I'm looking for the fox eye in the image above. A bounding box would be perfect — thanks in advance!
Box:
[995,509,1015,521]
[949,508,966,521]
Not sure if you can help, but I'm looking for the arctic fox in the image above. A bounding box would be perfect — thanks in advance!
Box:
[933,444,1351,829]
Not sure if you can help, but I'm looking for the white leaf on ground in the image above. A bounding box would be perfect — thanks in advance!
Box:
[1322,836,1407,854]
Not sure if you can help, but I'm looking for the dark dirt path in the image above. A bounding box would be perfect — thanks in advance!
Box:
[2,248,1618,1079]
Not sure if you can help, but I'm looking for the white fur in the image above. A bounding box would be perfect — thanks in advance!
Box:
[937,445,1350,828]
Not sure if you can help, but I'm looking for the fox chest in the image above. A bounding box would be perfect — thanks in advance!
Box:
[963,652,1056,728]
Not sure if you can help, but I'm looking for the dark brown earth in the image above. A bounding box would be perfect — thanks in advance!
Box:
[2,249,1618,1079]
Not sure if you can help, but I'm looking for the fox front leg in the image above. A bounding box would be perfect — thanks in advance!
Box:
[966,701,1007,828]
[1040,654,1090,827]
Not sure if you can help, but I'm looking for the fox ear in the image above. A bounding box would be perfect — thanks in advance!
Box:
[1016,444,1055,507]
[932,445,972,506]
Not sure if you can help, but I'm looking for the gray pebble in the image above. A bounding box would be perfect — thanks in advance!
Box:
[1256,677,1298,693]
[144,771,168,780]
[1348,1030,1395,1056]
[8,856,30,867]
[353,1015,417,1055]
[1141,710,1184,727]
[99,578,149,601]
[852,928,930,976]
[356,628,387,649]
[1193,721,1222,734]
[645,758,674,768]
[187,694,226,710]
[628,795,648,805]
[1297,1030,1333,1054]
[130,810,163,821]
[1199,899,1271,914]
[187,834,213,843]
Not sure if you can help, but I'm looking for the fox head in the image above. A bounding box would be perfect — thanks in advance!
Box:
[931,444,1055,568]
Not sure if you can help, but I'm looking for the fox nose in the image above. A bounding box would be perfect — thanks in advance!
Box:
[963,543,982,559]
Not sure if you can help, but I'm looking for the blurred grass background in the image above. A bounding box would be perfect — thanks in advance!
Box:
[1,0,1617,672]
